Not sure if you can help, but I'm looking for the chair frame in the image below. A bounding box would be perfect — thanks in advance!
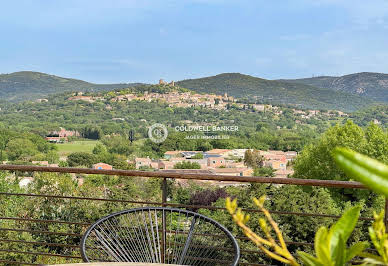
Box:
[80,207,240,265]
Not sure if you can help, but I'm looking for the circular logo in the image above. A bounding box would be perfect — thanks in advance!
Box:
[148,123,168,143]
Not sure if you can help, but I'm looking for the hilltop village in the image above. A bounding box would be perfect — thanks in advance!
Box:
[67,79,349,117]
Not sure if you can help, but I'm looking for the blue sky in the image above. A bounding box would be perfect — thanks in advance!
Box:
[1,0,388,83]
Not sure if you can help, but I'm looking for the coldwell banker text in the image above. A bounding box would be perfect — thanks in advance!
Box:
[174,125,239,132]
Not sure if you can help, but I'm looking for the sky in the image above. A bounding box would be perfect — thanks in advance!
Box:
[1,0,388,83]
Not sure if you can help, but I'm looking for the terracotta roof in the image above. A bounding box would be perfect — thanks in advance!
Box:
[207,149,232,154]
[93,163,112,167]
[164,151,182,155]
[135,158,151,162]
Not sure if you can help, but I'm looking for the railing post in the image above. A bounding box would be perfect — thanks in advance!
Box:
[161,178,167,263]
[162,178,167,207]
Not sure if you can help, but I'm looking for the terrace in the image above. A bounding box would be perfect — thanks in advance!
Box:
[0,164,384,265]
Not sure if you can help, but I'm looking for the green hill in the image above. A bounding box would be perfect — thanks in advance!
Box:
[176,73,374,111]
[0,71,139,102]
[281,72,388,102]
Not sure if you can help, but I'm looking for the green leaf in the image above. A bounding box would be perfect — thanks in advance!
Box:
[333,147,388,197]
[297,251,325,266]
[328,205,361,256]
[360,252,385,264]
[314,227,331,265]
[333,235,345,266]
[345,241,368,262]
[368,227,379,251]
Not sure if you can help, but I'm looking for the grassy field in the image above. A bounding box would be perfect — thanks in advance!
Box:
[56,140,100,156]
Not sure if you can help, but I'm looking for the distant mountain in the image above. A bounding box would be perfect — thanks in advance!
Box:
[177,73,374,112]
[0,71,140,102]
[280,72,388,102]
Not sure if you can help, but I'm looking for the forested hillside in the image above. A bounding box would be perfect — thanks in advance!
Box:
[282,72,388,102]
[0,71,139,101]
[0,71,377,111]
[176,73,373,111]
[0,88,346,156]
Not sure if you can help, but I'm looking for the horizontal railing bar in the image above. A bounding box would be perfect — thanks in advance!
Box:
[0,165,366,188]
[0,192,161,205]
[0,227,82,237]
[0,239,79,249]
[0,216,91,226]
[164,202,374,221]
[240,263,274,266]
[0,193,374,221]
[0,248,81,259]
[0,257,267,266]
[0,260,40,265]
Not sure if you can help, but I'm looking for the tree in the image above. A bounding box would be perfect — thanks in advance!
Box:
[189,188,227,207]
[92,143,107,155]
[244,149,264,168]
[67,152,97,167]
[293,120,388,204]
[254,166,275,177]
[45,150,59,164]
[293,120,388,181]
[174,161,201,169]
[0,129,13,161]
[82,126,103,140]
[6,138,38,161]
[101,136,134,156]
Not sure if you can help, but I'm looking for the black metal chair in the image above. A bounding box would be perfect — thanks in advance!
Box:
[80,207,240,265]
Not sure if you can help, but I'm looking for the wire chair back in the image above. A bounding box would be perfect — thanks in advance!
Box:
[80,207,240,266]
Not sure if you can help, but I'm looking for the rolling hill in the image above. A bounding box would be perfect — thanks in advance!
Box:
[0,71,139,102]
[281,72,388,102]
[0,71,379,111]
[177,73,374,111]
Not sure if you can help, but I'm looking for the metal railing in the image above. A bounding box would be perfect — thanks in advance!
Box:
[0,164,385,265]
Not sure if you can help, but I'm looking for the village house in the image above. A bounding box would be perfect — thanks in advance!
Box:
[45,136,64,143]
[205,149,232,157]
[252,104,265,112]
[68,95,95,103]
[225,160,245,168]
[92,163,113,170]
[135,158,152,169]
[158,161,176,170]
[263,160,287,171]
[227,149,247,159]
[187,159,208,169]
[181,151,202,158]
[169,157,186,163]
[46,128,80,143]
[211,167,253,176]
[31,161,49,166]
[207,156,226,168]
[285,151,298,161]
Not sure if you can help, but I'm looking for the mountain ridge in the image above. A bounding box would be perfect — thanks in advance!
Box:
[0,71,140,101]
[176,72,374,111]
[0,70,382,111]
[280,72,388,102]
